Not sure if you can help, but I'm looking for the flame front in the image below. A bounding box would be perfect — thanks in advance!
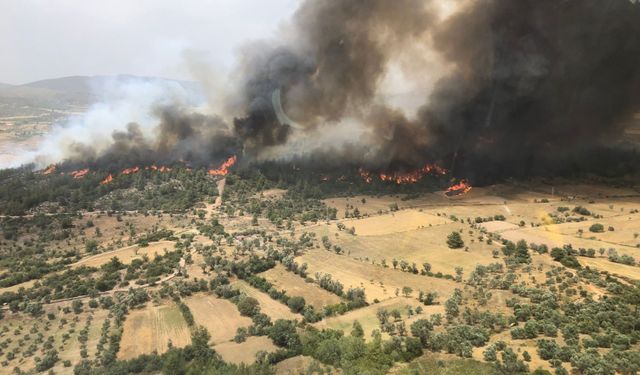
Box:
[71,169,89,179]
[42,164,57,175]
[359,163,447,184]
[121,166,140,175]
[379,164,448,184]
[445,180,472,196]
[358,168,373,183]
[208,155,237,176]
[100,174,114,184]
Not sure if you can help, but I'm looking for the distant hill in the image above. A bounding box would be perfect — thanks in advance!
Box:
[0,75,201,109]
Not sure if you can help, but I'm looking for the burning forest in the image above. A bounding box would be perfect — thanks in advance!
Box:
[7,0,640,187]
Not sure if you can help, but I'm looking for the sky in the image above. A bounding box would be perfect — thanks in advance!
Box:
[0,0,301,85]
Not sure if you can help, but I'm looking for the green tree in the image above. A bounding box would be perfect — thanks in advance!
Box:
[447,231,465,249]
[287,296,306,313]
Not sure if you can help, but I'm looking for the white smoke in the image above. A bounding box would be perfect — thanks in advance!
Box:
[9,76,206,168]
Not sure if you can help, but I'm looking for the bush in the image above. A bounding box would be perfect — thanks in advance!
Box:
[589,223,604,233]
[237,297,260,317]
[287,296,306,313]
[447,232,465,249]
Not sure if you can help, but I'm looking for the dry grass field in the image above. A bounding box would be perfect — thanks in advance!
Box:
[296,250,458,303]
[275,355,336,375]
[313,297,444,341]
[231,280,301,321]
[312,221,500,276]
[72,241,175,268]
[184,294,252,345]
[118,302,191,360]
[260,265,342,309]
[499,226,640,259]
[341,209,451,236]
[579,257,640,280]
[324,195,404,218]
[214,336,278,365]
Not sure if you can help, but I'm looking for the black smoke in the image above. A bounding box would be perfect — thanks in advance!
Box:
[54,0,640,182]
[67,106,240,169]
[233,0,640,182]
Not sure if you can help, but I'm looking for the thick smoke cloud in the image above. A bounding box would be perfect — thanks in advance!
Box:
[19,0,640,182]
[415,0,640,181]
[233,0,640,181]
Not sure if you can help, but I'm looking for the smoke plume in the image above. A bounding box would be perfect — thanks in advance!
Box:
[14,0,640,182]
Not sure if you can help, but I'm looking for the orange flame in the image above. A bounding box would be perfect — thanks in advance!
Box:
[379,164,448,184]
[359,163,447,184]
[148,165,171,172]
[445,179,472,196]
[42,164,57,175]
[358,168,373,183]
[71,169,89,179]
[208,155,237,176]
[100,174,114,184]
[121,166,140,175]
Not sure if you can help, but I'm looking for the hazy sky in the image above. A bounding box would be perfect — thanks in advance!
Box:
[0,0,300,84]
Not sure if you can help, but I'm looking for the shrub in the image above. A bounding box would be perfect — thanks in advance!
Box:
[447,232,465,249]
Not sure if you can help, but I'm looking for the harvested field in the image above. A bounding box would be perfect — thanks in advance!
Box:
[313,221,500,275]
[341,209,450,236]
[498,226,640,258]
[118,302,191,359]
[296,250,458,303]
[214,336,277,364]
[72,240,175,268]
[324,195,405,218]
[580,257,640,280]
[260,264,342,309]
[538,214,640,247]
[184,294,252,344]
[480,220,521,233]
[232,280,301,320]
[314,297,444,341]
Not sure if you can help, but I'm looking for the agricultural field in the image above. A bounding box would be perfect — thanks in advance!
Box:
[118,302,191,360]
[259,264,342,309]
[296,248,459,303]
[213,336,277,365]
[1,167,640,375]
[72,241,176,268]
[231,280,301,321]
[183,294,252,345]
[313,297,443,341]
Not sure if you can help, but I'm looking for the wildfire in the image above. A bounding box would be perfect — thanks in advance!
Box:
[148,165,171,172]
[445,180,472,196]
[379,164,448,184]
[100,174,114,185]
[42,164,57,175]
[71,169,89,179]
[358,168,373,183]
[208,155,237,176]
[121,166,140,175]
[359,163,448,184]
